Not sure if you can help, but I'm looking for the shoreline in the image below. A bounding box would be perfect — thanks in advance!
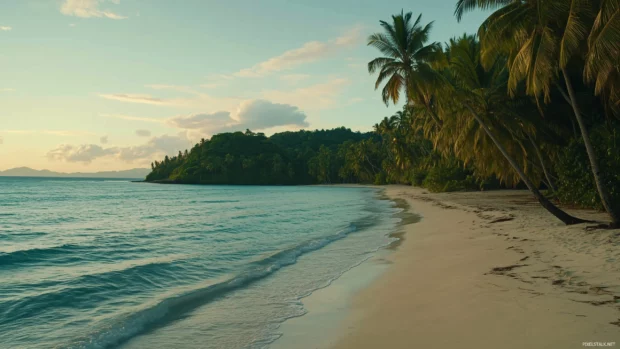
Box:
[269,188,414,349]
[328,185,620,349]
[270,185,620,349]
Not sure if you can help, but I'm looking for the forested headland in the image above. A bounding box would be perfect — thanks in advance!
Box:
[147,1,620,226]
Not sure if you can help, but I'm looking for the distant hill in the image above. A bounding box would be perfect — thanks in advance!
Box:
[0,167,150,179]
[146,128,374,185]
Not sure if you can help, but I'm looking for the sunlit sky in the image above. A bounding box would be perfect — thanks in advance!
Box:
[0,0,488,172]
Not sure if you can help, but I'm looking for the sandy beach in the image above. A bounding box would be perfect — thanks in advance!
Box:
[329,185,620,349]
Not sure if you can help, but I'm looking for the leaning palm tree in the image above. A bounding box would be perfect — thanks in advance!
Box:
[437,34,587,224]
[367,11,443,126]
[455,0,620,226]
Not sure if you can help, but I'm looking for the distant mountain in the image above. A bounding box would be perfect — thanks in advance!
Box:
[0,167,150,179]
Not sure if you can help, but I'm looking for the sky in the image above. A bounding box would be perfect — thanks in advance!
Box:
[0,0,489,172]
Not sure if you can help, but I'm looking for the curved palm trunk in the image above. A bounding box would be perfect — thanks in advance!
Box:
[526,132,558,194]
[554,83,580,138]
[464,104,587,225]
[561,68,620,227]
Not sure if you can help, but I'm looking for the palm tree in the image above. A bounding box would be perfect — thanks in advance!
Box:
[455,0,619,226]
[437,34,587,224]
[584,0,620,116]
[367,10,442,126]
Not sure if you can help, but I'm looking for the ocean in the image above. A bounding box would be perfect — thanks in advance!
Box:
[0,177,400,349]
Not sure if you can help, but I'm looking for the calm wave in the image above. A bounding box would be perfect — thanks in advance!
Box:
[0,177,399,348]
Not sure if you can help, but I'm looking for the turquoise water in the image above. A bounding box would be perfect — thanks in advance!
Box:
[0,177,400,349]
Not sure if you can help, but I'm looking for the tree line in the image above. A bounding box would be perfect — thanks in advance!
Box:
[147,1,620,227]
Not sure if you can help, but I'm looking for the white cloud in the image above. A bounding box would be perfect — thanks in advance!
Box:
[167,100,309,136]
[69,23,77,27]
[60,0,126,20]
[261,78,350,110]
[47,144,116,163]
[167,111,232,130]
[135,129,151,137]
[100,135,108,144]
[118,134,192,162]
[0,26,11,31]
[99,88,242,111]
[47,133,193,164]
[234,26,363,78]
[99,93,170,106]
[1,88,14,92]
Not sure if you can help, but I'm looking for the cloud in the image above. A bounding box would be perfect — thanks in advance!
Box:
[234,99,309,130]
[234,26,363,78]
[99,93,170,106]
[167,100,309,136]
[60,0,126,19]
[0,136,3,145]
[261,78,349,110]
[47,144,116,163]
[1,88,14,92]
[135,129,151,137]
[69,23,77,27]
[280,74,311,84]
[167,111,232,130]
[0,26,11,31]
[47,133,193,164]
[117,134,192,162]
[99,88,242,111]
[100,135,108,144]
[101,113,164,123]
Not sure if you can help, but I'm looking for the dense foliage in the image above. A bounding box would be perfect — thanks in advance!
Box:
[146,129,373,185]
[148,2,620,226]
[555,124,620,210]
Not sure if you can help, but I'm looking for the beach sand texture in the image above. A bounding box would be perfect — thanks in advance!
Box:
[332,186,620,349]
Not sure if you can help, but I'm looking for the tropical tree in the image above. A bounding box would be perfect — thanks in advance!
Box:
[436,34,587,224]
[455,0,619,226]
[367,10,442,123]
[584,0,620,117]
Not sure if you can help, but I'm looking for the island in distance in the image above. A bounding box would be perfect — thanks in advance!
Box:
[0,167,150,179]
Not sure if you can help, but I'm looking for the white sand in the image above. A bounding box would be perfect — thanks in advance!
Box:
[331,186,620,349]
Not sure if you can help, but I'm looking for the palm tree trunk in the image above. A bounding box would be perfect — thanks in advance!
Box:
[554,82,579,138]
[464,104,587,225]
[561,68,619,227]
[526,132,558,194]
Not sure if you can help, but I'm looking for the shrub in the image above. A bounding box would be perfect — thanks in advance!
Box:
[409,168,428,187]
[374,172,387,185]
[422,161,478,193]
[555,126,620,209]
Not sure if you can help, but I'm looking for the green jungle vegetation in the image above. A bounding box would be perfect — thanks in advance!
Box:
[147,1,620,227]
